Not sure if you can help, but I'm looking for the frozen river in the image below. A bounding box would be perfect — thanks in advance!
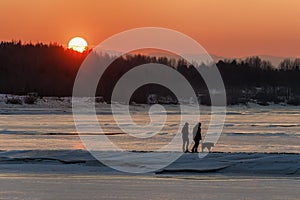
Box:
[0,101,299,153]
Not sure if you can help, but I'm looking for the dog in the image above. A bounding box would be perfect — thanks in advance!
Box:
[201,142,214,152]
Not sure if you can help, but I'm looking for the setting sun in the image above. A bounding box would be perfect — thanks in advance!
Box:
[68,37,88,53]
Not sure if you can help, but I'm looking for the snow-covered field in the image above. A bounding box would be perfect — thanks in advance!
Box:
[0,150,299,176]
[0,94,299,199]
[0,150,299,199]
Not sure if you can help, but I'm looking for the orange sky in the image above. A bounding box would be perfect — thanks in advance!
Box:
[0,0,299,57]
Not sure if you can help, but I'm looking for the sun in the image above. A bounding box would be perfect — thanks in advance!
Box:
[68,37,88,53]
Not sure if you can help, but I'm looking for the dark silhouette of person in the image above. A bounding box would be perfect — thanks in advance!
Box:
[192,123,202,153]
[181,122,189,152]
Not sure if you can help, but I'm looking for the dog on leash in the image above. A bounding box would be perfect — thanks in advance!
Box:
[201,142,214,152]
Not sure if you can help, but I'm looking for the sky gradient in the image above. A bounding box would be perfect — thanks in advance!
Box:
[1,0,299,57]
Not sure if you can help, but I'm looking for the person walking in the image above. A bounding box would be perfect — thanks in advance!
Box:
[191,122,202,153]
[181,122,189,153]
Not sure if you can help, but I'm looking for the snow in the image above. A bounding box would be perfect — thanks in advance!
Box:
[0,150,299,199]
[0,174,299,200]
[0,150,299,176]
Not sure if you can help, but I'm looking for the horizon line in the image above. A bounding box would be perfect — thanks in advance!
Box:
[1,40,299,60]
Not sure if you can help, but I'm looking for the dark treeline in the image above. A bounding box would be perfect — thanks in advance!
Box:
[0,41,87,96]
[217,57,300,105]
[0,41,299,105]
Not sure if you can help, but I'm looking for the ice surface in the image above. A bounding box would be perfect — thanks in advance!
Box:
[0,174,299,200]
[1,95,300,153]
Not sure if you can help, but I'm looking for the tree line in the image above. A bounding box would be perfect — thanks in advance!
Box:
[0,41,299,105]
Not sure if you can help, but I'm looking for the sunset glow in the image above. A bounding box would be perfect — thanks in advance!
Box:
[0,0,299,57]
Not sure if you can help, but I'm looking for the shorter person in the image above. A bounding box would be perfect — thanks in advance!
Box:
[181,122,189,152]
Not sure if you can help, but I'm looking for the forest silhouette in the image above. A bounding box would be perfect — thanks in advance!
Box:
[0,41,299,105]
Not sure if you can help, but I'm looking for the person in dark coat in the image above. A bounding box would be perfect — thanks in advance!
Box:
[181,122,189,152]
[191,123,202,153]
